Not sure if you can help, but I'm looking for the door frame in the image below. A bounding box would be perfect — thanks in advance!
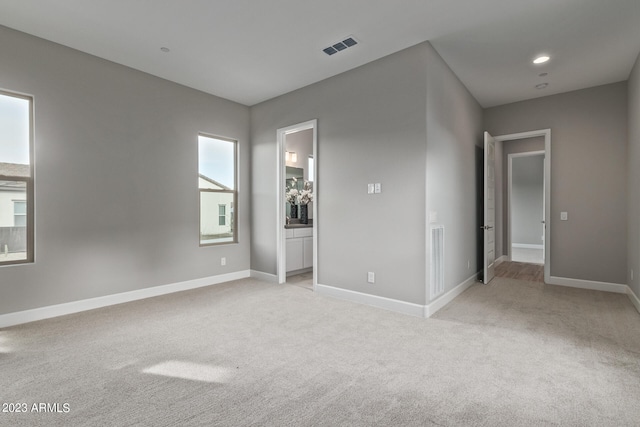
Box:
[494,129,551,283]
[508,150,545,263]
[276,119,318,286]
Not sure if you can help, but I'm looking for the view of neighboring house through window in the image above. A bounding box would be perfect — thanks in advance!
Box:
[0,90,34,264]
[198,134,237,245]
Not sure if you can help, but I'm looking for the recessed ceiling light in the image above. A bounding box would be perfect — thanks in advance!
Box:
[533,55,550,64]
[535,83,549,89]
[160,47,170,53]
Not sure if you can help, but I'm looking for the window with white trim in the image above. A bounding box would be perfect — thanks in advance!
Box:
[0,90,34,264]
[198,134,237,245]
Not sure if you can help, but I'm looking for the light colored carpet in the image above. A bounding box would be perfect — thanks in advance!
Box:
[1,276,639,426]
[287,271,313,291]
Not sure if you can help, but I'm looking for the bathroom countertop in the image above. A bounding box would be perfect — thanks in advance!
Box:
[285,221,313,229]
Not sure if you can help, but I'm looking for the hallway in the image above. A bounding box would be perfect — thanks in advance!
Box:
[495,260,544,283]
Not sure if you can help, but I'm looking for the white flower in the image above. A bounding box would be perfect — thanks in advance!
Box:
[287,179,313,205]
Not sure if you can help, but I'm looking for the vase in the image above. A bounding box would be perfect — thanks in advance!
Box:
[290,204,298,219]
[300,204,308,224]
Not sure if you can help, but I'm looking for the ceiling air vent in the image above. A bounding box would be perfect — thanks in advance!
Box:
[323,37,358,56]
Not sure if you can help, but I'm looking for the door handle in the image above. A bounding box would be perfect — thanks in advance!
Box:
[480,225,494,230]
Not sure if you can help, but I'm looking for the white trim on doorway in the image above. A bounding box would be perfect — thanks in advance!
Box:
[276,119,318,288]
[494,129,551,283]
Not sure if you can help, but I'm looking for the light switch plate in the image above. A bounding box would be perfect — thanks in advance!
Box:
[367,183,375,194]
[560,212,568,221]
[429,211,438,223]
[374,183,381,194]
[367,272,375,283]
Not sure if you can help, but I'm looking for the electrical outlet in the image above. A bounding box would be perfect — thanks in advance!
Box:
[221,257,226,266]
[367,272,375,284]
[560,212,568,221]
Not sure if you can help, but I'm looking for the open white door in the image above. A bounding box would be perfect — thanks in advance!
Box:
[483,131,496,284]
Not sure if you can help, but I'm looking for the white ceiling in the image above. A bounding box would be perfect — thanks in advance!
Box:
[0,0,639,107]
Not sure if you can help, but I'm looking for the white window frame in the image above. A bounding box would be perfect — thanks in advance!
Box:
[0,89,34,265]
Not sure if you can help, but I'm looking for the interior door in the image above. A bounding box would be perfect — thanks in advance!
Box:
[483,131,496,284]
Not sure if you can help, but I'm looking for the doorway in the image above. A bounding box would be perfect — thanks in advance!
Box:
[492,129,551,284]
[508,151,545,265]
[276,120,318,288]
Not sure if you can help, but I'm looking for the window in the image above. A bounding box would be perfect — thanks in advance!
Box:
[198,134,237,245]
[0,90,34,264]
[308,155,314,182]
[218,204,226,226]
[13,200,27,226]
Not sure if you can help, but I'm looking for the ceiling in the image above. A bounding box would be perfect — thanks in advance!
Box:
[0,0,638,107]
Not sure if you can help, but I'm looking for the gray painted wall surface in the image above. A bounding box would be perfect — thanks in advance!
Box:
[628,52,640,297]
[495,137,545,256]
[251,43,429,304]
[425,45,483,298]
[251,42,482,305]
[485,83,628,284]
[0,26,251,315]
[511,156,544,245]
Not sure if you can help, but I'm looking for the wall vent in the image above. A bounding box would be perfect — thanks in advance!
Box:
[323,36,358,56]
[430,225,444,299]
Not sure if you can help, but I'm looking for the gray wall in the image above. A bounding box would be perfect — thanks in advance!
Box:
[511,155,544,245]
[251,43,429,304]
[251,42,482,305]
[0,26,251,315]
[426,45,483,297]
[628,52,640,296]
[485,83,628,284]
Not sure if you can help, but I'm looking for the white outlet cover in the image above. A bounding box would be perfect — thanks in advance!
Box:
[367,272,375,283]
[374,183,381,193]
[560,212,568,221]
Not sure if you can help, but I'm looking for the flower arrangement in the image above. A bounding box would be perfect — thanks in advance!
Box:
[286,177,299,205]
[297,180,313,205]
[286,177,313,205]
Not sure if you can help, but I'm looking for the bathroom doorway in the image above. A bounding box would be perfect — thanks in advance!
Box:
[276,120,317,289]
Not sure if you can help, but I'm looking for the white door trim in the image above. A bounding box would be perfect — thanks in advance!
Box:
[494,129,551,283]
[276,119,318,287]
[507,150,545,262]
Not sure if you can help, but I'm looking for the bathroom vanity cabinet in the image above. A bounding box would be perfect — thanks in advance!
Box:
[285,226,313,272]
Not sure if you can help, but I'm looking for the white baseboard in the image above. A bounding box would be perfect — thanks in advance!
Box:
[315,284,425,318]
[316,273,478,319]
[512,243,544,249]
[496,255,508,265]
[250,270,278,283]
[628,286,640,314]
[0,270,251,328]
[547,276,628,294]
[425,273,478,318]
